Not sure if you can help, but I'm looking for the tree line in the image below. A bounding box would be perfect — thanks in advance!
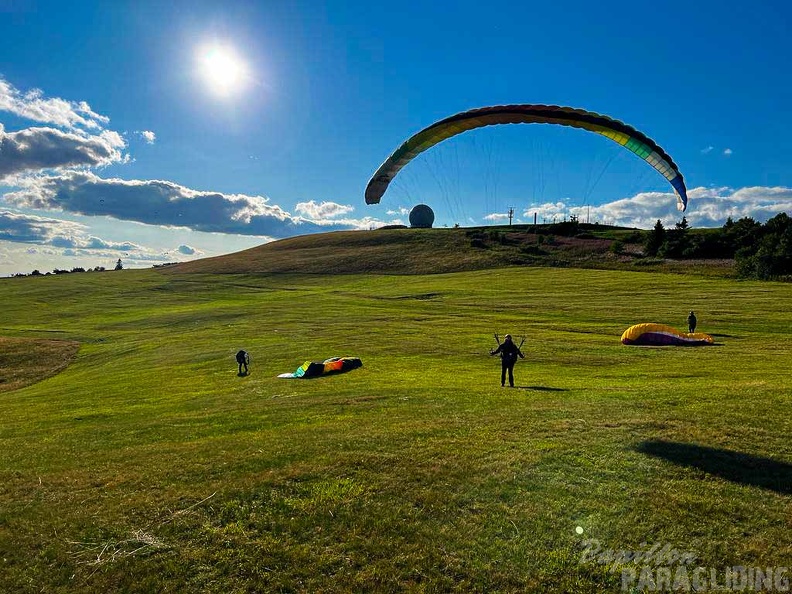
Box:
[9,259,124,278]
[644,212,792,280]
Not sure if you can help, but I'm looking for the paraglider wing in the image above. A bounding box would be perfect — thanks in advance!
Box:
[278,357,363,379]
[621,323,713,346]
[365,104,688,211]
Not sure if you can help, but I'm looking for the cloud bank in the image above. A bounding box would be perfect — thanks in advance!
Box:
[0,77,109,131]
[1,209,139,251]
[0,210,211,272]
[0,125,126,179]
[0,75,387,256]
[3,171,368,236]
[0,76,390,272]
[516,186,792,229]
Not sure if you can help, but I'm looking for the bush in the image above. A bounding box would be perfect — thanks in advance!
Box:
[548,221,580,237]
[488,230,505,244]
[623,231,644,244]
[520,245,546,256]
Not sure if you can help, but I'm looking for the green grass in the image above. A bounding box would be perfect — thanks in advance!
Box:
[0,265,790,592]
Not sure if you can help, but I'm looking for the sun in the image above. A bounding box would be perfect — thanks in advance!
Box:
[196,44,249,97]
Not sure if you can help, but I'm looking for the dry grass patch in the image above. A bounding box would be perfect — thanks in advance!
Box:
[0,336,79,393]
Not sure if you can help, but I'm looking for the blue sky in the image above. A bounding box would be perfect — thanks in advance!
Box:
[1,0,791,274]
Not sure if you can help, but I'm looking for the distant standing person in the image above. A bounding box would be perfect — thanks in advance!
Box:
[490,334,525,387]
[236,350,250,375]
[687,311,697,334]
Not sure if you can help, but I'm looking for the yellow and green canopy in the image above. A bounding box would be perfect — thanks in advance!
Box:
[365,104,688,211]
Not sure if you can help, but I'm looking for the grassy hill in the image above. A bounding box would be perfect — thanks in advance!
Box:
[168,225,736,277]
[170,228,509,275]
[0,232,788,593]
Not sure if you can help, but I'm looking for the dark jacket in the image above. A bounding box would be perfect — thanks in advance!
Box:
[492,341,524,364]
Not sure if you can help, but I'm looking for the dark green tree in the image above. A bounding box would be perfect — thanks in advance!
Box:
[644,219,666,256]
[723,217,762,254]
[661,216,693,258]
[735,213,792,279]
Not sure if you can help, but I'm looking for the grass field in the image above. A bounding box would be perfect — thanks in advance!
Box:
[0,261,790,592]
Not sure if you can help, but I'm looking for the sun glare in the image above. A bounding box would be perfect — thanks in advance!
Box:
[197,44,249,96]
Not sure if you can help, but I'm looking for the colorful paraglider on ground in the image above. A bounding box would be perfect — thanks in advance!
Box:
[365,104,688,211]
[278,356,363,379]
[621,323,713,346]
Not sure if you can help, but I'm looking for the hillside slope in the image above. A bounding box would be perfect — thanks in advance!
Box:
[167,225,736,277]
[166,227,623,275]
[169,228,511,275]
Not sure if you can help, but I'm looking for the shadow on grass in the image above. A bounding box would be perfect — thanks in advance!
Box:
[636,440,792,495]
[515,385,568,392]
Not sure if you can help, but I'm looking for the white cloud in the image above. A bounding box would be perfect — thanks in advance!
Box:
[0,126,127,179]
[294,200,354,220]
[681,186,792,226]
[484,212,510,221]
[723,148,733,156]
[701,146,714,154]
[84,236,141,251]
[521,201,575,223]
[177,244,199,255]
[310,216,387,230]
[0,77,110,131]
[137,130,156,144]
[386,207,411,216]
[59,248,163,262]
[0,76,129,180]
[521,186,792,229]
